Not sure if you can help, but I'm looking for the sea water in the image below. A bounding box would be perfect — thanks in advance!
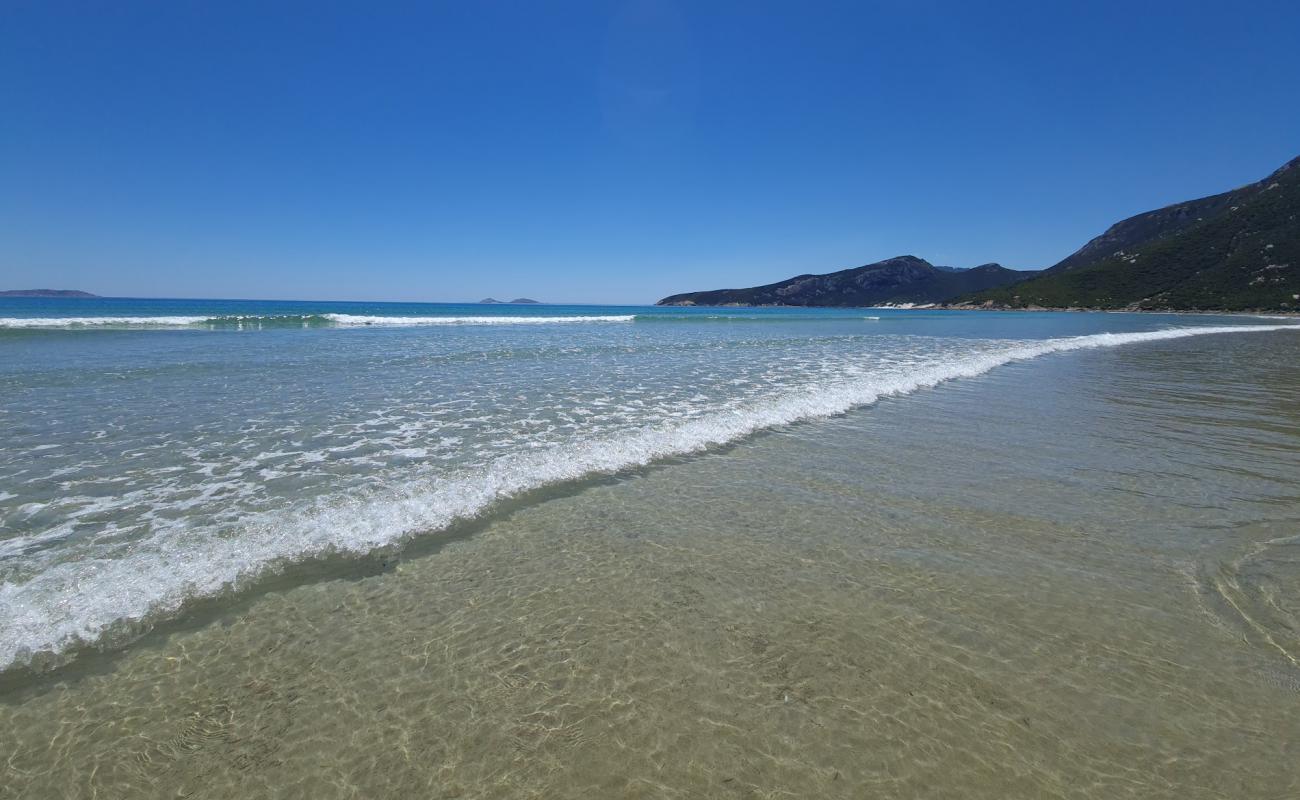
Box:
[3,298,1300,798]
[0,298,1295,672]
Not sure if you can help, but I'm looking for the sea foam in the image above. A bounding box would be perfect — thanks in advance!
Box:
[0,314,636,329]
[320,314,635,326]
[0,316,218,328]
[1,323,1296,672]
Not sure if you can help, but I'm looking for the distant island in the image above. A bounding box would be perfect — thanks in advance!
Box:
[659,154,1299,312]
[0,289,99,298]
[479,297,541,304]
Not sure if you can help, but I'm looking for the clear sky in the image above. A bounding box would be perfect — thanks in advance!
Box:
[2,1,1298,304]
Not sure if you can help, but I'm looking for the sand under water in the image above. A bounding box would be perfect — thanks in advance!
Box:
[2,326,1298,798]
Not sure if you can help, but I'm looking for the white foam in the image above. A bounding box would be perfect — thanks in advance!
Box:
[0,316,214,328]
[0,313,637,329]
[321,314,636,326]
[1,323,1296,671]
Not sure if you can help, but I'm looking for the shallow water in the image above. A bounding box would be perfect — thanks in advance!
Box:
[2,303,1299,797]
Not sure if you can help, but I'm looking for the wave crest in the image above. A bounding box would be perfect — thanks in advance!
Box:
[0,313,636,330]
[1,323,1296,672]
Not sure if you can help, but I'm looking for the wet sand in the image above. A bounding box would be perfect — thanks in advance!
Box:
[3,333,1298,799]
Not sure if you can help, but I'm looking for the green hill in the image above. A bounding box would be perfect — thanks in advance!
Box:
[658,256,1035,307]
[960,156,1300,311]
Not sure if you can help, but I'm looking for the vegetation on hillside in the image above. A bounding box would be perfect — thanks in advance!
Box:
[658,256,1034,307]
[961,157,1299,311]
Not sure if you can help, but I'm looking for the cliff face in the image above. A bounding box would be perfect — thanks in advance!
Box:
[658,256,1035,307]
[960,156,1300,311]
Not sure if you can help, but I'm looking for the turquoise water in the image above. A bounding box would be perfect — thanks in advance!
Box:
[1,297,1296,674]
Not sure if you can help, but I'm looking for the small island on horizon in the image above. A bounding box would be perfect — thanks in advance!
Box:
[479,297,541,305]
[0,289,99,298]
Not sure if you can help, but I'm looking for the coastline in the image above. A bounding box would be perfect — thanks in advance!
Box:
[939,303,1300,316]
[3,325,1299,798]
[4,316,1298,677]
[659,300,1300,317]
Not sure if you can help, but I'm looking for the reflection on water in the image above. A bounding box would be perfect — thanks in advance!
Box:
[2,332,1299,798]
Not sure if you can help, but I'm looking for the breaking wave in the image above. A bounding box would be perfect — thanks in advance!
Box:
[321,314,635,326]
[1,323,1296,673]
[0,314,636,330]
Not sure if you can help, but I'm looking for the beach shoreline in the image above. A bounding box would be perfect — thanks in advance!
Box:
[3,329,1298,798]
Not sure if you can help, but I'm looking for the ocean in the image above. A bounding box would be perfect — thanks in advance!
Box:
[2,297,1298,797]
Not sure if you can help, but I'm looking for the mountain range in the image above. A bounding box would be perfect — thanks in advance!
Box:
[658,257,1033,307]
[958,156,1299,310]
[658,155,1299,312]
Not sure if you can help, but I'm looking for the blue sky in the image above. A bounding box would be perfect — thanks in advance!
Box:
[2,1,1297,304]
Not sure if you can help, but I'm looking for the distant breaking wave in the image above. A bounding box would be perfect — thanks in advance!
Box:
[1,323,1297,673]
[0,314,636,329]
[0,315,223,328]
[321,314,635,326]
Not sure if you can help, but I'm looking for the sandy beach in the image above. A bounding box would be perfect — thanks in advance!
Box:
[4,330,1297,799]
